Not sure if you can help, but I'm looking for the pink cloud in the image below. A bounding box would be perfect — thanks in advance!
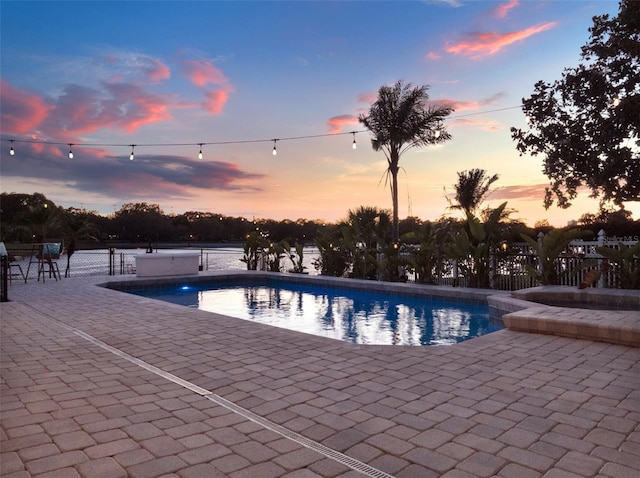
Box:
[426,51,442,60]
[182,60,228,87]
[327,115,359,134]
[145,59,171,82]
[435,93,504,112]
[2,146,265,202]
[357,92,378,104]
[0,79,52,134]
[491,184,549,201]
[445,22,557,58]
[109,84,172,133]
[450,118,503,131]
[492,0,518,19]
[202,88,232,115]
[42,82,172,139]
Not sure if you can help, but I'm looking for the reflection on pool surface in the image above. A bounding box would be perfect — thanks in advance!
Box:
[127,280,502,346]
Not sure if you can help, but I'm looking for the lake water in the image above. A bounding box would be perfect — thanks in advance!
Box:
[16,246,321,277]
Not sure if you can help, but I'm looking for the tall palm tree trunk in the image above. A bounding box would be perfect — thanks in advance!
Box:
[389,152,400,244]
[391,170,399,244]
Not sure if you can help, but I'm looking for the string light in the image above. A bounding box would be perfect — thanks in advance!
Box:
[0,103,530,159]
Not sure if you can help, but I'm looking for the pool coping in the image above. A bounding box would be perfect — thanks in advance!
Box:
[101,270,640,348]
[101,270,501,306]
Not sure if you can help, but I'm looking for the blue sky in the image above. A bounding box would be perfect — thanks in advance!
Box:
[1,0,629,225]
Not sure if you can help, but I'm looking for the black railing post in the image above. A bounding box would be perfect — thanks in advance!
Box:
[1,255,9,302]
[109,247,115,275]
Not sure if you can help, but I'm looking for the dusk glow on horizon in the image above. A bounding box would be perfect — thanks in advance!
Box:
[1,0,633,226]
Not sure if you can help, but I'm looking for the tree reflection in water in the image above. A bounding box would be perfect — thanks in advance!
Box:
[132,281,502,346]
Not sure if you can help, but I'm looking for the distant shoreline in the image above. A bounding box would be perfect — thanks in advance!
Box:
[81,241,246,250]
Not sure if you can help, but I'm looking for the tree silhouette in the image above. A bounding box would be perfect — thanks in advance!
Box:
[511,0,639,210]
[448,169,500,218]
[359,80,453,243]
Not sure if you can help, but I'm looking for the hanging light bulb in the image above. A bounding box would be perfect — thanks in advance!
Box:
[272,139,278,156]
[130,145,135,161]
[198,143,203,160]
[68,144,74,159]
[9,140,15,156]
[352,132,357,150]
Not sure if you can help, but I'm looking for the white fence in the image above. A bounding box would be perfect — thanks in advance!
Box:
[429,229,638,290]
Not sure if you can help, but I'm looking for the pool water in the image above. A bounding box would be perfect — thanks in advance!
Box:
[127,280,502,346]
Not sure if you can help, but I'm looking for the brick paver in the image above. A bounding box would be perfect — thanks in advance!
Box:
[1,273,639,477]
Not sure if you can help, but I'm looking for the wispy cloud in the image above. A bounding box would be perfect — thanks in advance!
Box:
[49,82,172,138]
[0,79,52,133]
[450,117,503,131]
[491,184,549,201]
[357,92,378,104]
[181,59,228,87]
[445,22,557,59]
[1,78,175,142]
[145,59,171,82]
[436,92,505,112]
[326,114,359,134]
[492,0,519,19]
[180,58,233,115]
[1,48,238,142]
[102,50,172,85]
[202,88,232,115]
[1,144,265,200]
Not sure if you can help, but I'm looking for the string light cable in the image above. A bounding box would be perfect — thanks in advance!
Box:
[1,104,529,158]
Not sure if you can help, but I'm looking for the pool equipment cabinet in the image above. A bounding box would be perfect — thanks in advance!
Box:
[135,253,199,278]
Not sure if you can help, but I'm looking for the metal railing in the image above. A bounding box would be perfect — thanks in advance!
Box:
[1,256,8,302]
[1,230,637,295]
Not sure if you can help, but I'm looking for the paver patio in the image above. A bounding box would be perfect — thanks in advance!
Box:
[1,274,639,477]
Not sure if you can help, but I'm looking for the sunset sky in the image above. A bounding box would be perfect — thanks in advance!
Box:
[1,0,631,226]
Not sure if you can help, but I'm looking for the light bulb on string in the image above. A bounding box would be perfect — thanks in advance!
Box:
[9,140,15,156]
[198,143,203,160]
[272,139,278,156]
[352,132,357,150]
[129,145,135,161]
[68,144,74,159]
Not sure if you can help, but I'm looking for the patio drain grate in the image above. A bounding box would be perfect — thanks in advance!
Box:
[45,314,396,478]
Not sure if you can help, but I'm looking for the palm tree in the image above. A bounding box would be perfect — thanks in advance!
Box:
[359,80,453,243]
[449,169,499,217]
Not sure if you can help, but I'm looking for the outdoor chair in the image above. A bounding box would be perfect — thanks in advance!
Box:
[0,242,26,284]
[29,240,63,281]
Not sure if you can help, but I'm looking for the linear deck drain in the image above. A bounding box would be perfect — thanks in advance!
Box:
[207,393,395,478]
[43,314,395,478]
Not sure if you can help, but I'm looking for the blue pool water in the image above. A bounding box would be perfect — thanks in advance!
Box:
[126,279,502,346]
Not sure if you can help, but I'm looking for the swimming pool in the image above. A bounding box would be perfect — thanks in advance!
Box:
[117,274,502,346]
